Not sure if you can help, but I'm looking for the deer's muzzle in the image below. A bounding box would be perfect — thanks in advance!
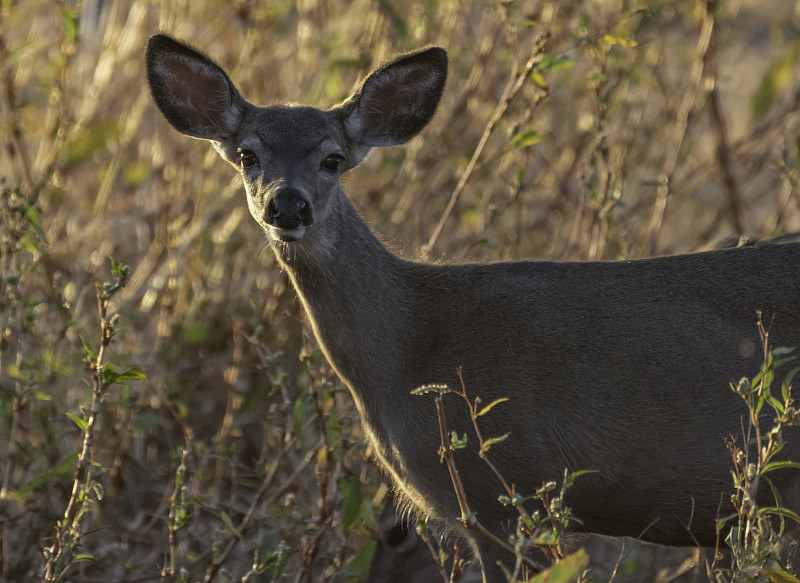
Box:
[266,186,313,241]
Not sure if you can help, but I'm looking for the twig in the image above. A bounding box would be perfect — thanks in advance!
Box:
[605,515,664,583]
[43,267,130,582]
[294,369,340,583]
[432,393,542,573]
[644,0,715,255]
[163,445,191,582]
[703,0,744,235]
[424,33,550,258]
[418,524,451,583]
[0,30,34,191]
[200,437,320,583]
[451,370,567,560]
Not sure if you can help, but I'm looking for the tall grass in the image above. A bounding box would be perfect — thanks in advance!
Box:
[1,0,799,581]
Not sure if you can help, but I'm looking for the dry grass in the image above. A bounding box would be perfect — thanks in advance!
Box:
[1,0,800,581]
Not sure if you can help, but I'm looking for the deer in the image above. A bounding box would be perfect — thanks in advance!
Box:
[145,34,800,582]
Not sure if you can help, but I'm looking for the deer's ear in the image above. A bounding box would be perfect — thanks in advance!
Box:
[340,47,447,155]
[146,34,247,141]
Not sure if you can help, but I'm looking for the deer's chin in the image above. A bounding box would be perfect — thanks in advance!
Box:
[268,226,306,243]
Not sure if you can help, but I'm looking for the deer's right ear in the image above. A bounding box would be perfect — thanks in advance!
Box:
[146,34,246,142]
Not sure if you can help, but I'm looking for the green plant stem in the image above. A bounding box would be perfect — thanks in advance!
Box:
[432,394,542,574]
[42,287,114,582]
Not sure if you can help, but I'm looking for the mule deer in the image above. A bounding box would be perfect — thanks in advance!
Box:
[145,34,800,582]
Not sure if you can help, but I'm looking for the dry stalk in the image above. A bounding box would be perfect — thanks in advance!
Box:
[424,31,551,258]
[42,266,131,583]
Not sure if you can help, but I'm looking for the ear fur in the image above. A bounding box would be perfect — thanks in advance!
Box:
[145,34,247,140]
[341,47,447,151]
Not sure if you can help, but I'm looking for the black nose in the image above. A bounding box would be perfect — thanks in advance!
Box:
[266,187,312,230]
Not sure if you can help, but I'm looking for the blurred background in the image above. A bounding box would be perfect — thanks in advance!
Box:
[2,0,800,581]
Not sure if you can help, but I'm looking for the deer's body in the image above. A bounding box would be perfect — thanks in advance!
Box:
[282,190,800,548]
[145,35,800,582]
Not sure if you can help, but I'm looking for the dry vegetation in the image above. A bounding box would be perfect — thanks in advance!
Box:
[2,0,800,581]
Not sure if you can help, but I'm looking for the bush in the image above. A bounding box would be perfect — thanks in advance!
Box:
[1,1,799,581]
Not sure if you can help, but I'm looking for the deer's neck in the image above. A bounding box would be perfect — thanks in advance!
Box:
[271,195,410,414]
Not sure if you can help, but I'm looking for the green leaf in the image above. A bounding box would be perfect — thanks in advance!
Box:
[717,511,739,530]
[80,335,96,361]
[772,347,796,357]
[477,397,509,417]
[763,569,800,582]
[109,258,131,282]
[527,548,589,582]
[74,553,96,562]
[449,431,468,451]
[293,395,310,438]
[23,205,45,239]
[510,130,546,150]
[537,53,574,72]
[766,395,785,414]
[111,367,146,384]
[340,476,363,531]
[751,43,800,119]
[66,412,88,432]
[301,348,324,364]
[756,506,800,524]
[767,476,784,508]
[5,453,77,500]
[530,70,547,89]
[124,163,149,186]
[754,392,766,417]
[602,34,638,47]
[782,366,800,402]
[182,323,209,346]
[326,402,341,445]
[562,469,599,489]
[66,121,119,167]
[763,461,800,473]
[481,432,510,453]
[340,539,376,577]
[216,509,241,538]
[725,525,739,551]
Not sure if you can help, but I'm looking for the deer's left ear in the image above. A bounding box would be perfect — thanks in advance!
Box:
[146,33,248,142]
[338,47,447,162]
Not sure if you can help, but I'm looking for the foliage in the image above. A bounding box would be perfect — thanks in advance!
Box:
[712,318,800,583]
[413,374,593,581]
[0,0,799,581]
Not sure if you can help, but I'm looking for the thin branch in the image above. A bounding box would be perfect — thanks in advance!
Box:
[644,0,716,255]
[200,437,320,583]
[418,524,451,583]
[703,0,744,235]
[43,274,127,583]
[432,394,542,573]
[424,33,550,258]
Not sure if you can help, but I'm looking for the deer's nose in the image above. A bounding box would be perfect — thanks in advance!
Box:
[266,187,313,230]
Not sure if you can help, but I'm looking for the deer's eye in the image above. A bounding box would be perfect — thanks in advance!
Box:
[238,149,257,168]
[321,154,344,173]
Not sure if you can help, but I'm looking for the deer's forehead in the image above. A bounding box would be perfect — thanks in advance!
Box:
[245,106,342,152]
